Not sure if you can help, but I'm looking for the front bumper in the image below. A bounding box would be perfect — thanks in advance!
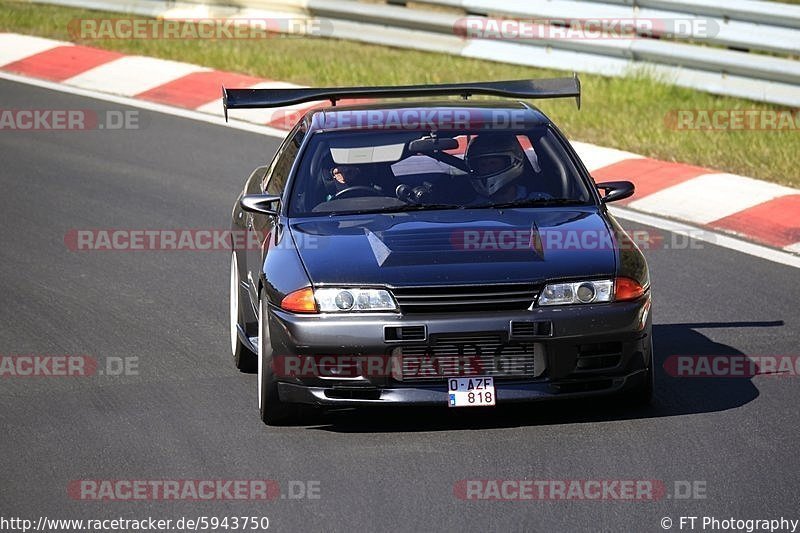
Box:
[277,370,649,406]
[266,295,652,407]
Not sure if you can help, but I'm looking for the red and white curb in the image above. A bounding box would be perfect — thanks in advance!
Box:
[1,32,798,255]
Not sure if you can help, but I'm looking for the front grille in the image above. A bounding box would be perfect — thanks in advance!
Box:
[510,320,553,338]
[384,325,426,342]
[391,283,538,314]
[324,388,381,400]
[395,333,542,382]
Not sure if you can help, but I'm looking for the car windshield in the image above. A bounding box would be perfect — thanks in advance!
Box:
[287,126,593,216]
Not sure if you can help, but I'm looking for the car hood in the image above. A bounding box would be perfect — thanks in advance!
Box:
[289,208,617,287]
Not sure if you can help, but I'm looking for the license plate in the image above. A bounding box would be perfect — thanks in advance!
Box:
[447,376,495,407]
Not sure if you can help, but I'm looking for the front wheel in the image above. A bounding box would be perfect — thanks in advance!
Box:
[258,295,299,425]
[230,252,256,372]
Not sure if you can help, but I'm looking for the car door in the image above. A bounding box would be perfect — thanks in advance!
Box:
[245,121,306,307]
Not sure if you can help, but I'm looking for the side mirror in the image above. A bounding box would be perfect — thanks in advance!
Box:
[240,194,280,215]
[596,181,634,203]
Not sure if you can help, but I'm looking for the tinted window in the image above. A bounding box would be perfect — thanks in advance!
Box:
[265,123,305,196]
[287,127,592,216]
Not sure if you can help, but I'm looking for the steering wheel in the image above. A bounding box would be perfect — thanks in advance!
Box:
[333,186,384,199]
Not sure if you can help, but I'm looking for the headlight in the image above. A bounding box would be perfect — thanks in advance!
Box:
[537,279,614,306]
[314,288,397,312]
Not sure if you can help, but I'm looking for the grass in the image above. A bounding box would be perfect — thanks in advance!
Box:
[1,0,798,187]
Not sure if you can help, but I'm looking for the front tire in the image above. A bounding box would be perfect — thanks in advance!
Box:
[230,252,256,372]
[258,295,298,425]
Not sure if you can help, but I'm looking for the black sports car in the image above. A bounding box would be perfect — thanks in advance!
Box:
[226,78,652,425]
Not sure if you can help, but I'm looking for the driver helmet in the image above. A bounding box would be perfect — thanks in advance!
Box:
[465,134,525,197]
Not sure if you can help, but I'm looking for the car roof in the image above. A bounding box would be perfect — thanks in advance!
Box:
[304,100,551,133]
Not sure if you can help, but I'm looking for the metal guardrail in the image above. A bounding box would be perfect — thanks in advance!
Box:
[426,0,800,55]
[590,0,800,29]
[33,0,800,106]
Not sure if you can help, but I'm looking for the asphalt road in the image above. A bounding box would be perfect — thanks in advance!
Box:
[1,79,799,532]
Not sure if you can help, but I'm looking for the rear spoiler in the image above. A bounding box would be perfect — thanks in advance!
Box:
[222,75,580,121]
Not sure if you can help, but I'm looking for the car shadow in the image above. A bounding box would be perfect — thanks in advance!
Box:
[301,321,782,433]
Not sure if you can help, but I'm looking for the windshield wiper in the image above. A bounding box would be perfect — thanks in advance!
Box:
[483,198,587,209]
[351,203,465,214]
[396,203,465,211]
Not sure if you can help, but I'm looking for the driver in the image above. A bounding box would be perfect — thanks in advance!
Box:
[322,164,388,201]
[465,134,528,203]
[323,165,362,201]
